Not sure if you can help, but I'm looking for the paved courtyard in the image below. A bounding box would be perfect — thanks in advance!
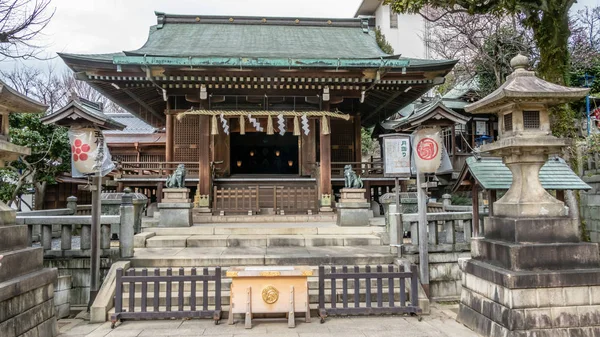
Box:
[57,305,476,337]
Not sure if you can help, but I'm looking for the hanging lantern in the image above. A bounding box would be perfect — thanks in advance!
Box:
[68,127,115,176]
[413,127,442,173]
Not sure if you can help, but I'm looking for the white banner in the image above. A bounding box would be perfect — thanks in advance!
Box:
[68,127,115,177]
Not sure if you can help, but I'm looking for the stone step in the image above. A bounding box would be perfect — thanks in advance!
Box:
[145,234,382,248]
[130,246,395,267]
[192,214,337,223]
[368,217,386,227]
[144,226,385,236]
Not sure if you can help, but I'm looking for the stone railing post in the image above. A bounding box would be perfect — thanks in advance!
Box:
[66,196,78,215]
[41,224,52,250]
[61,224,72,250]
[119,188,134,258]
[81,224,91,250]
[442,194,451,211]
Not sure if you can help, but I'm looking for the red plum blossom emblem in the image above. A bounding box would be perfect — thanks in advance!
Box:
[72,139,91,162]
[416,138,438,161]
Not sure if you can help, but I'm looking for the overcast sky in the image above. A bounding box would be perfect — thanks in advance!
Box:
[3,0,600,72]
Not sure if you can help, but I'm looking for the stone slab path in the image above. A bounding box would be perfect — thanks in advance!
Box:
[57,304,476,337]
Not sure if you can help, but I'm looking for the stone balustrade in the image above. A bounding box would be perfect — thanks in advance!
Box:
[400,212,473,253]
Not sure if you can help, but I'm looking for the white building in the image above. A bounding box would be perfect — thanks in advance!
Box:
[355,0,426,59]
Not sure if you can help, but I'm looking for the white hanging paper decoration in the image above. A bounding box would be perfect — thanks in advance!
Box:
[219,113,229,135]
[277,114,286,136]
[301,114,310,135]
[248,114,263,132]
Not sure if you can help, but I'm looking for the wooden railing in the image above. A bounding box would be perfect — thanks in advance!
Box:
[275,186,318,214]
[331,161,384,178]
[117,162,200,178]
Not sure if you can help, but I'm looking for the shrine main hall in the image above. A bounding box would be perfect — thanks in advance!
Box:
[59,12,455,214]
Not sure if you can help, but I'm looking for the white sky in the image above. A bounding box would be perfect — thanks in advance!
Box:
[2,0,599,72]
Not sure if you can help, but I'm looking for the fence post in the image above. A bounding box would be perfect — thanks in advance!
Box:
[41,224,52,250]
[442,194,451,211]
[66,196,78,215]
[61,224,72,250]
[81,224,91,250]
[120,188,135,258]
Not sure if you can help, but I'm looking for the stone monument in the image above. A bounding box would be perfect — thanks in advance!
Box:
[0,81,58,336]
[158,164,193,227]
[337,165,373,226]
[456,55,600,336]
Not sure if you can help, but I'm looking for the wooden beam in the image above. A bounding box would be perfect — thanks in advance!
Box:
[354,115,362,163]
[320,102,332,204]
[122,88,164,120]
[362,91,404,124]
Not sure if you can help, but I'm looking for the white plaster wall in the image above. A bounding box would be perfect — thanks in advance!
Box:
[374,4,425,58]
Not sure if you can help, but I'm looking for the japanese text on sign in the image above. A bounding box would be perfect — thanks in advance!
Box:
[382,135,411,178]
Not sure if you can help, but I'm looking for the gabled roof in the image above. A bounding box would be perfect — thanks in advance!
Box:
[124,13,388,60]
[103,113,157,134]
[392,97,470,131]
[41,95,126,130]
[354,0,381,17]
[452,156,591,192]
[0,80,47,114]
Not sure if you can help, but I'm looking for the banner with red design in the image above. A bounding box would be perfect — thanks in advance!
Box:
[413,127,443,174]
[68,127,115,177]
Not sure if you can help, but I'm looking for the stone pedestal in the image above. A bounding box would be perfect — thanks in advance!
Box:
[158,188,193,227]
[0,201,58,337]
[457,216,600,337]
[336,188,373,226]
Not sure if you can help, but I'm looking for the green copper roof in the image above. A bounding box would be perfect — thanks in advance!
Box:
[454,156,591,191]
[124,14,388,60]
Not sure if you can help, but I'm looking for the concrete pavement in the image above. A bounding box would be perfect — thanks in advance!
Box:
[57,304,477,337]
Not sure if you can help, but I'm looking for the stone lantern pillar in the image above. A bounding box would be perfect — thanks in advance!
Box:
[457,55,600,336]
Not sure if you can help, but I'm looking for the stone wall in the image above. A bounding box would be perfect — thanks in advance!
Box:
[404,251,471,301]
[54,276,71,319]
[0,270,58,337]
[43,257,113,306]
[582,175,600,242]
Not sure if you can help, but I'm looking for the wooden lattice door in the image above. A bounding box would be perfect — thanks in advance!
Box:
[174,115,201,163]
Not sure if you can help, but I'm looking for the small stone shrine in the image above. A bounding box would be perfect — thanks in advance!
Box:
[158,164,193,227]
[0,81,58,336]
[456,55,600,336]
[336,165,373,226]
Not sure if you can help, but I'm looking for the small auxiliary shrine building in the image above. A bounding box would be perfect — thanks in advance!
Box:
[59,12,455,214]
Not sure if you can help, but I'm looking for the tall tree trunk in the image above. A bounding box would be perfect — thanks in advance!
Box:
[533,5,571,85]
[34,181,47,210]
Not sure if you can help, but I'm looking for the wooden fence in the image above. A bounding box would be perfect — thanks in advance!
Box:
[111,267,222,328]
[318,264,421,323]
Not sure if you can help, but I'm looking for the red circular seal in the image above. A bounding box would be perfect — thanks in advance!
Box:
[417,138,439,160]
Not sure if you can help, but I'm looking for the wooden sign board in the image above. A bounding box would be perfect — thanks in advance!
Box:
[381,134,411,178]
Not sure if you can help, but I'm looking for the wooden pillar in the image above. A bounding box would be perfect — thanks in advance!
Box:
[489,189,496,217]
[319,111,332,210]
[213,120,230,177]
[157,182,163,203]
[556,190,565,202]
[354,114,362,163]
[301,119,316,176]
[165,113,175,162]
[472,183,480,237]
[198,115,211,198]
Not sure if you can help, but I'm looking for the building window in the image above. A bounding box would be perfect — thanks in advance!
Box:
[523,111,540,129]
[504,113,513,132]
[390,8,398,28]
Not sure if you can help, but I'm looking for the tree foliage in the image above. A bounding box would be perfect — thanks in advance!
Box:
[385,0,575,85]
[375,26,394,55]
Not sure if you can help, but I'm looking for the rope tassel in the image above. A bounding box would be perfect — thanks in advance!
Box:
[211,115,219,135]
[267,115,274,135]
[239,115,245,135]
[321,116,330,135]
[293,116,300,136]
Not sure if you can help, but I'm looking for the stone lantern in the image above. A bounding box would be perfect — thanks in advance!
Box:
[457,55,600,336]
[466,54,588,218]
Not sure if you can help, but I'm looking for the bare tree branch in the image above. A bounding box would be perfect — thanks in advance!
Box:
[0,0,54,61]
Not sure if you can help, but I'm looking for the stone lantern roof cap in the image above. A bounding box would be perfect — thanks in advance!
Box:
[465,54,589,114]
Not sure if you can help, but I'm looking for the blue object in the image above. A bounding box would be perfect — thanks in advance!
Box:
[475,135,492,146]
